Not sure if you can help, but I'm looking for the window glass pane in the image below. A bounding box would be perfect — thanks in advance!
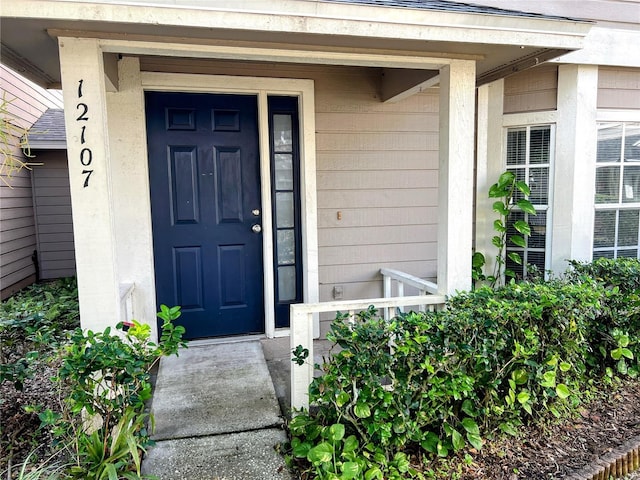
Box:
[624,123,640,162]
[618,209,639,246]
[275,154,293,191]
[506,129,526,165]
[507,168,526,202]
[526,251,546,274]
[278,265,296,302]
[529,211,547,248]
[622,166,640,203]
[595,166,620,204]
[277,230,295,265]
[618,249,638,258]
[529,167,549,204]
[597,123,622,163]
[276,192,294,228]
[593,210,616,248]
[505,255,524,280]
[273,114,292,152]
[506,211,525,242]
[594,250,615,259]
[529,127,550,164]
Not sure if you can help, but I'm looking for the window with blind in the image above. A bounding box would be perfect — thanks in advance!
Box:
[594,122,640,259]
[505,125,553,278]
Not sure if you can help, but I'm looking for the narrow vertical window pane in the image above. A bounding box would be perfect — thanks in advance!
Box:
[618,209,639,246]
[593,210,616,248]
[624,123,640,161]
[507,168,527,202]
[276,192,294,228]
[529,211,547,248]
[273,114,292,152]
[595,167,620,204]
[622,166,640,203]
[506,129,526,165]
[277,230,295,265]
[597,123,623,163]
[529,167,549,204]
[529,127,550,164]
[275,154,293,190]
[278,265,296,301]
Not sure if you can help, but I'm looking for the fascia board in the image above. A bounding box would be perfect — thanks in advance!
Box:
[2,0,591,50]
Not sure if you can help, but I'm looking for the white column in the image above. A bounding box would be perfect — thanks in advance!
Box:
[58,37,119,332]
[106,56,158,340]
[551,65,598,272]
[437,60,476,295]
[475,79,505,280]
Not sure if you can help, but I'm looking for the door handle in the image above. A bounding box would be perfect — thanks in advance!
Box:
[252,224,262,233]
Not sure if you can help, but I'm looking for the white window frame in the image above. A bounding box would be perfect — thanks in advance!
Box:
[593,111,640,260]
[503,123,556,278]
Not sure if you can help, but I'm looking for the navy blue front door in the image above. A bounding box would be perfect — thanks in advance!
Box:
[146,92,264,339]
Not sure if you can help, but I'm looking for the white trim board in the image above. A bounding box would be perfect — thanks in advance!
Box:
[140,72,319,338]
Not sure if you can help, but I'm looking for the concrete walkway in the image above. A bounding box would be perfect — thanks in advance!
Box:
[141,340,292,480]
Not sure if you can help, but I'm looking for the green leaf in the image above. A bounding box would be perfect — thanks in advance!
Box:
[461,417,480,436]
[510,235,526,248]
[497,171,515,189]
[393,452,410,472]
[559,362,572,372]
[365,466,383,480]
[328,423,345,443]
[466,432,483,451]
[472,252,486,268]
[540,370,556,388]
[512,369,528,385]
[492,201,509,216]
[354,403,371,419]
[342,435,359,454]
[451,429,465,451]
[493,219,506,233]
[436,441,449,458]
[499,422,518,436]
[341,462,360,479]
[492,235,504,248]
[611,347,623,360]
[555,384,571,399]
[421,432,439,454]
[336,391,350,407]
[508,252,523,265]
[293,441,311,458]
[516,199,536,215]
[513,220,531,236]
[307,442,333,464]
[461,399,477,417]
[515,180,531,196]
[517,391,530,405]
[621,348,634,360]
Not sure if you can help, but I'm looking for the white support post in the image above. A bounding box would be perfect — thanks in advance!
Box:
[437,60,476,296]
[551,65,598,272]
[475,80,505,279]
[59,37,120,333]
[290,307,314,411]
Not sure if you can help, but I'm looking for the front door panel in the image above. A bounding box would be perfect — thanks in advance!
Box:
[146,92,263,339]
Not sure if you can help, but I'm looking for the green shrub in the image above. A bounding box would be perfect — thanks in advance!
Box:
[288,259,640,479]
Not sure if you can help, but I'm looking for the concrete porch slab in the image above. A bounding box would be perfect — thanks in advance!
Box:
[149,340,283,441]
[141,428,292,480]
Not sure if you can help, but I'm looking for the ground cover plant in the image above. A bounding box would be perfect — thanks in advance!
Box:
[288,258,640,479]
[1,279,186,480]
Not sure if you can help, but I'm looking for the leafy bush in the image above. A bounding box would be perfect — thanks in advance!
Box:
[0,278,79,390]
[288,260,640,479]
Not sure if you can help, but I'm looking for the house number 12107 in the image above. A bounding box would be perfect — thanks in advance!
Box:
[76,79,93,188]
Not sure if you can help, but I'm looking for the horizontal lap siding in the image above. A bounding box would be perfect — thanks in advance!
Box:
[31,152,76,280]
[504,64,558,114]
[598,67,640,110]
[140,58,440,311]
[1,66,64,299]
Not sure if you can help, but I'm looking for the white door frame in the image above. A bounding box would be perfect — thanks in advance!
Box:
[140,72,319,338]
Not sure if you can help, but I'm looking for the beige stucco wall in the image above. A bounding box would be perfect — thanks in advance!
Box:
[139,58,440,308]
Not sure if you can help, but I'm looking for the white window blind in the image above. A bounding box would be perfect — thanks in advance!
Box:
[505,125,552,278]
[594,122,640,259]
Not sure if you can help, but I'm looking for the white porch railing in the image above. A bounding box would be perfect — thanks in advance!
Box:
[290,293,446,410]
[119,282,135,325]
[380,268,439,319]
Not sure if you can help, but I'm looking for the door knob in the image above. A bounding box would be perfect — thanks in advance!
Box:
[252,224,262,233]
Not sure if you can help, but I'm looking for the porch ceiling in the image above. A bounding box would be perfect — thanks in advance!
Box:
[0,0,592,89]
